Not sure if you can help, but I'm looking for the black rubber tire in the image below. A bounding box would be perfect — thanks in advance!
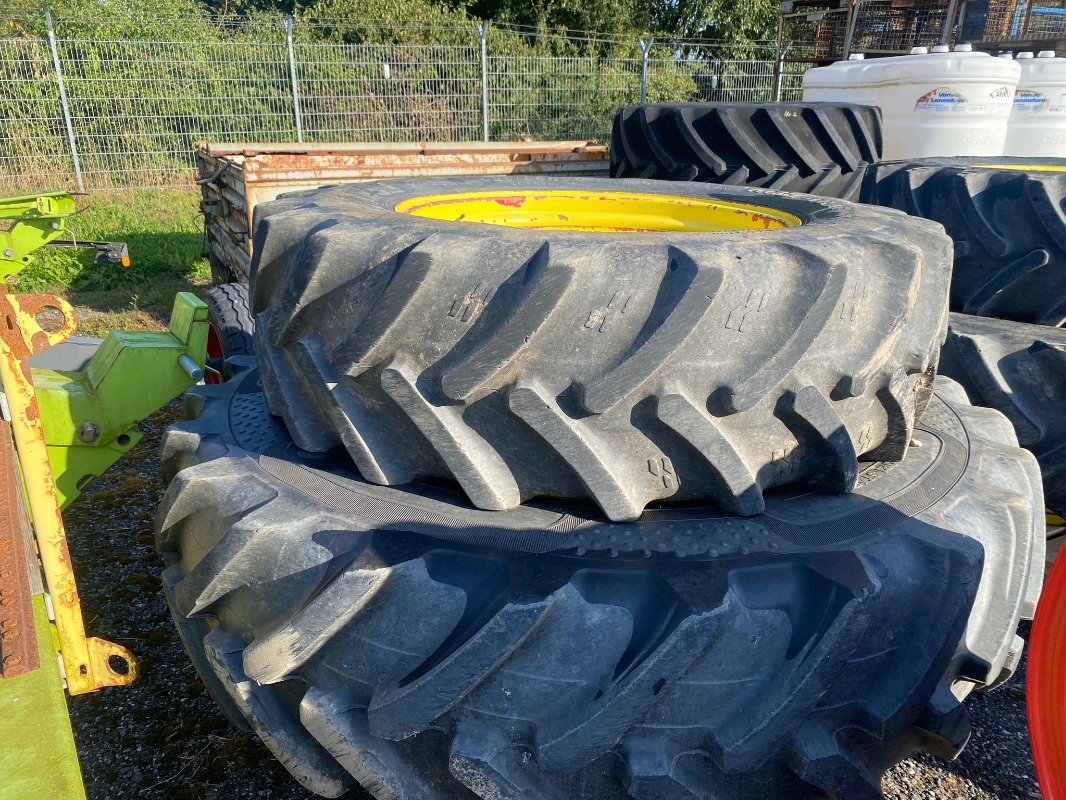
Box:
[205,282,255,382]
[610,102,882,201]
[861,157,1066,327]
[156,361,1043,800]
[250,176,952,522]
[938,312,1066,515]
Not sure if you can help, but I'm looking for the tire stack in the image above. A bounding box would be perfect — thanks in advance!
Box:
[611,102,882,201]
[859,155,1066,800]
[156,175,1044,799]
[861,157,1066,522]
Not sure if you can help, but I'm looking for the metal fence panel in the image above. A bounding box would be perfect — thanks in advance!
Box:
[0,14,789,190]
[296,39,482,142]
[53,27,295,187]
[0,35,75,192]
[850,0,953,54]
[781,8,852,61]
[488,52,642,141]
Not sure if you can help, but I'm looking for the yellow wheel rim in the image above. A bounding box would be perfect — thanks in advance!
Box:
[395,190,803,232]
[974,164,1066,172]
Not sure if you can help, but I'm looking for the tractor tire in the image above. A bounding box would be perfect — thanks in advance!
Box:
[155,361,1043,800]
[610,102,882,201]
[250,176,951,522]
[938,312,1066,515]
[861,157,1066,327]
[205,282,255,383]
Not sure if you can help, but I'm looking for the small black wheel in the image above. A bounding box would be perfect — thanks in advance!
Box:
[204,282,254,384]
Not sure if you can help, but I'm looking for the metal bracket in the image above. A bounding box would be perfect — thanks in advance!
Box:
[44,239,131,267]
[32,292,209,509]
[0,193,77,279]
[0,192,131,278]
[0,287,137,695]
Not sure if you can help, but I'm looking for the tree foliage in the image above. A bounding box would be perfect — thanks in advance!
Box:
[634,0,779,42]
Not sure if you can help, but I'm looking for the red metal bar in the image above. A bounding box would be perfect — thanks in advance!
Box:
[1029,549,1066,800]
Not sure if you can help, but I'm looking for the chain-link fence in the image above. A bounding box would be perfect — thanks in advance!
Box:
[0,12,786,191]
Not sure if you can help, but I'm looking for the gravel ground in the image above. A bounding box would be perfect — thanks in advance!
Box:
[63,404,1043,800]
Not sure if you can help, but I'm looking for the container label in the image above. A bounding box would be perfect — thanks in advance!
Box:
[915,87,968,112]
[1014,89,1050,112]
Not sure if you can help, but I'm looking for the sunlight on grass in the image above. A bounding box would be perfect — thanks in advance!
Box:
[5,187,214,335]
[9,187,211,295]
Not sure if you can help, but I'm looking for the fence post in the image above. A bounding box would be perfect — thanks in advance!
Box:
[842,1,860,57]
[940,0,961,44]
[479,21,490,142]
[639,37,654,103]
[45,9,83,192]
[284,16,304,143]
[773,40,792,102]
[772,18,783,102]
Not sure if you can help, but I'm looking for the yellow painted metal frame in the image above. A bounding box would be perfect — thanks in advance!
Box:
[395,190,802,231]
[0,595,87,798]
[0,288,137,695]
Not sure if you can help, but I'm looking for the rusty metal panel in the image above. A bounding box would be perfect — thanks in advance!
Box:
[0,419,41,678]
[195,140,610,283]
[0,288,137,694]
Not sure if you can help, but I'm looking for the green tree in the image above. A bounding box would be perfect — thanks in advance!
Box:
[635,0,778,42]
[459,0,640,41]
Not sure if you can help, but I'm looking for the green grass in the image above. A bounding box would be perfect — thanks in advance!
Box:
[7,187,213,334]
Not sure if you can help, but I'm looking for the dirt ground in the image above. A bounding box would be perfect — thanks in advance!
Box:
[63,403,1042,800]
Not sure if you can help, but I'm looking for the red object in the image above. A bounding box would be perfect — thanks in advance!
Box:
[205,320,225,385]
[1030,551,1066,799]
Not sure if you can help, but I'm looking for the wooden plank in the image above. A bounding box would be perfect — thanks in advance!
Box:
[201,140,604,157]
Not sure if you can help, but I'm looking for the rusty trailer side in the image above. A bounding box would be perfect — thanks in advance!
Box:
[195,140,610,283]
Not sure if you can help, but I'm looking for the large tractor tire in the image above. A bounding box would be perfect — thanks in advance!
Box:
[938,312,1066,516]
[204,282,255,384]
[861,157,1066,327]
[156,361,1043,800]
[250,176,951,522]
[610,103,882,201]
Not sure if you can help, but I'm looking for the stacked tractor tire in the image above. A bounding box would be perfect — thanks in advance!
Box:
[157,103,1051,799]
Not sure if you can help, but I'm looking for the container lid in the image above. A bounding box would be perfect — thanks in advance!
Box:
[910,46,929,54]
[1016,50,1066,82]
[955,43,973,52]
[1018,51,1035,59]
[998,53,1015,59]
[803,49,1022,88]
[1038,50,1057,58]
[932,44,950,53]
[848,53,865,60]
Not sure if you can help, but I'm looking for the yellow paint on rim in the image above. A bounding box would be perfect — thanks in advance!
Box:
[394,190,802,232]
[974,164,1066,172]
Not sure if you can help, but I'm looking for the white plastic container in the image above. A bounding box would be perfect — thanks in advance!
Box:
[802,47,1021,159]
[1004,50,1066,156]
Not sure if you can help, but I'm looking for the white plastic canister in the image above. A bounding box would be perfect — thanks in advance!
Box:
[1004,51,1066,156]
[802,47,1021,159]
